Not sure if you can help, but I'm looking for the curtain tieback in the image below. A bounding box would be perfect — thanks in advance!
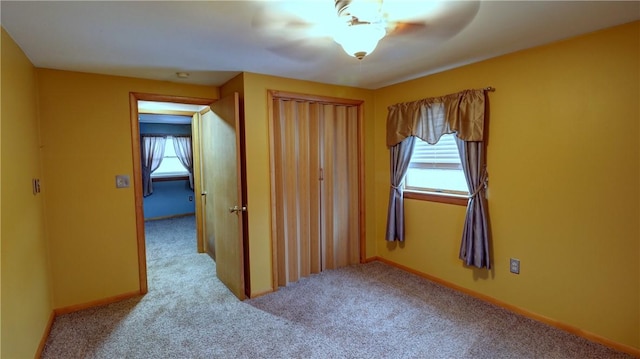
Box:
[470,185,484,198]
[470,170,489,199]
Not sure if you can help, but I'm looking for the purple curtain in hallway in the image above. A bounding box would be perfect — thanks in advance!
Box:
[141,136,166,197]
[173,136,194,190]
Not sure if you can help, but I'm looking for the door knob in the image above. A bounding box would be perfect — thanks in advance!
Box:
[229,205,247,213]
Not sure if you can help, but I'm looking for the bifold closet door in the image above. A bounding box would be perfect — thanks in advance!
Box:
[319,104,359,270]
[271,98,359,287]
[272,100,322,286]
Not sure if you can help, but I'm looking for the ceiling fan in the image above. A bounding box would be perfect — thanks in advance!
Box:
[253,0,445,61]
[333,0,437,59]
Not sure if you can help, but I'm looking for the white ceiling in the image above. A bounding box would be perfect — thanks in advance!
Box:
[138,101,208,113]
[138,101,207,122]
[1,1,638,90]
[138,113,193,125]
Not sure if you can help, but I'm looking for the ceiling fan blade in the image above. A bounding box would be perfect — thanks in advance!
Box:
[387,21,427,36]
[251,8,313,37]
[251,2,337,39]
[251,2,339,62]
[383,1,480,41]
[267,38,336,63]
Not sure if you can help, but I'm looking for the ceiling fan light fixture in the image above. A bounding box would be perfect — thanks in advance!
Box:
[334,22,386,60]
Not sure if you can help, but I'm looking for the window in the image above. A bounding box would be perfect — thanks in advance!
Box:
[151,136,189,178]
[404,133,468,197]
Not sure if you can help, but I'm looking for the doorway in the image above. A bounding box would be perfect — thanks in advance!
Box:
[136,99,205,291]
[129,92,247,299]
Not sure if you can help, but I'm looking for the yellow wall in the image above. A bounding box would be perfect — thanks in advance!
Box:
[1,29,53,358]
[36,69,217,308]
[221,72,245,99]
[241,73,375,295]
[3,17,637,356]
[373,22,639,349]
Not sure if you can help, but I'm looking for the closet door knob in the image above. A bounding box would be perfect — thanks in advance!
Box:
[229,205,247,213]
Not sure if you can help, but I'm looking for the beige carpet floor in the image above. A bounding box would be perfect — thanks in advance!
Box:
[40,215,635,358]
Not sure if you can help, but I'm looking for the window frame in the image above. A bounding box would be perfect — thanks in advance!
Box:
[403,190,468,206]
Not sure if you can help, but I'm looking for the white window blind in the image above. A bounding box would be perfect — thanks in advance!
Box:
[409,133,462,170]
[405,134,469,194]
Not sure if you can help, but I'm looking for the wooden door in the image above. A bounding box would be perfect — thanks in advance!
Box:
[270,93,361,288]
[199,93,246,300]
[197,111,217,259]
[192,112,205,254]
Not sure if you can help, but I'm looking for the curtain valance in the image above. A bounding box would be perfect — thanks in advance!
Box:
[386,89,486,147]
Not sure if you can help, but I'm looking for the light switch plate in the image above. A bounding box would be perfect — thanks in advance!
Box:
[510,258,520,274]
[115,175,130,188]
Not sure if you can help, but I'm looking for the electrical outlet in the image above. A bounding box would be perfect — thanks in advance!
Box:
[510,258,520,274]
[188,195,193,202]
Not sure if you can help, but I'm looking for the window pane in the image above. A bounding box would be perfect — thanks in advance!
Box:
[406,134,468,194]
[151,136,189,177]
[405,168,468,193]
[163,139,178,157]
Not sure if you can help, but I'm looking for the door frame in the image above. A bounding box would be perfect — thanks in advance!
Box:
[129,92,215,294]
[267,90,366,291]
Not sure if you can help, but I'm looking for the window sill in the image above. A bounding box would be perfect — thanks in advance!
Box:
[151,175,190,182]
[404,191,468,206]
